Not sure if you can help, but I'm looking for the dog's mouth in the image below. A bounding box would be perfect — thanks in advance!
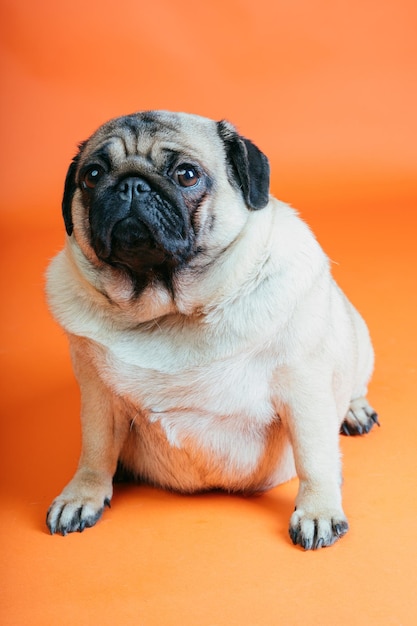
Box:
[89,185,194,277]
[101,216,169,274]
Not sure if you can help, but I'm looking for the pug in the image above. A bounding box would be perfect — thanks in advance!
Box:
[46,110,378,549]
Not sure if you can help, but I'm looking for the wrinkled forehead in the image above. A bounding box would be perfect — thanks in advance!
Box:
[80,111,224,171]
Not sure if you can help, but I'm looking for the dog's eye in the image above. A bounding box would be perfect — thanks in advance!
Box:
[82,166,105,190]
[174,164,200,188]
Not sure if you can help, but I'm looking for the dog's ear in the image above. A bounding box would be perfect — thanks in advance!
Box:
[62,142,86,236]
[217,120,270,210]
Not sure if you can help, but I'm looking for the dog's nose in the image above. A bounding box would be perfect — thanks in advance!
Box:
[117,177,151,201]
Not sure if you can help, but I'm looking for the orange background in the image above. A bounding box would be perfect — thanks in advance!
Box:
[1,1,417,624]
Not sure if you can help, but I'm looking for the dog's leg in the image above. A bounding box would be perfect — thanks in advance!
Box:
[340,397,379,436]
[47,340,129,535]
[282,376,349,550]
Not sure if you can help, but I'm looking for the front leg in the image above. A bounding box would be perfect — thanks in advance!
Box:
[47,337,129,535]
[280,375,349,550]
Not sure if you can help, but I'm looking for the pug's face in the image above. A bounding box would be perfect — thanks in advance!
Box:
[62,111,270,288]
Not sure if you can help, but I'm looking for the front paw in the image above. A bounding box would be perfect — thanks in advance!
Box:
[46,472,112,535]
[289,508,349,550]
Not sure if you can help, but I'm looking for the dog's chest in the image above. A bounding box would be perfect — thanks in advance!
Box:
[97,326,278,479]
[104,334,275,421]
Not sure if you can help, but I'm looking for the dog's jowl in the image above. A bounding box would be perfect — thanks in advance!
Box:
[46,111,378,548]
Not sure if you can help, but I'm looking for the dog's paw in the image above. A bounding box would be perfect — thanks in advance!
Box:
[46,472,112,535]
[340,397,380,436]
[289,508,349,550]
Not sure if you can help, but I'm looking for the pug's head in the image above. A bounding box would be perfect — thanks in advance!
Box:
[62,111,270,288]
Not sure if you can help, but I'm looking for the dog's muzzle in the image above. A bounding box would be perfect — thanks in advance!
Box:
[90,176,193,274]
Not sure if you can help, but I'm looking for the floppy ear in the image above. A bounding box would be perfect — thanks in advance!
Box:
[62,142,86,236]
[217,120,270,210]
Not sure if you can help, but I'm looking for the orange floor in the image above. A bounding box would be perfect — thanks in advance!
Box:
[1,2,417,625]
